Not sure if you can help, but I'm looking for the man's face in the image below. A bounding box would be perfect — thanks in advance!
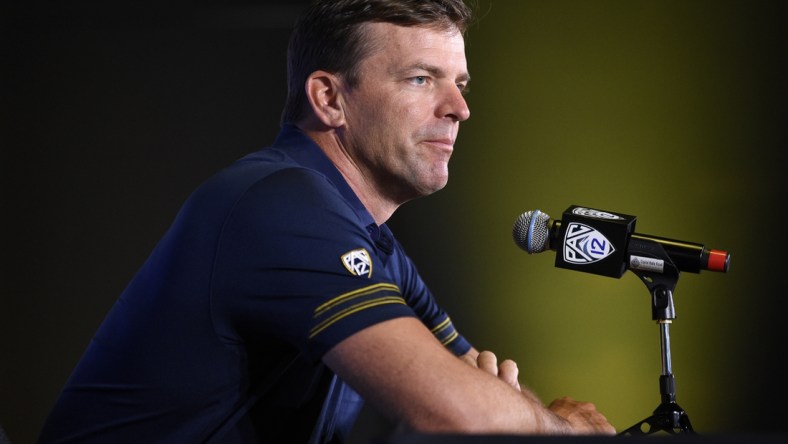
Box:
[339,22,470,203]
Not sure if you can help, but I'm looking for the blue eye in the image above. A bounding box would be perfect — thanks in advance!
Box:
[412,76,427,85]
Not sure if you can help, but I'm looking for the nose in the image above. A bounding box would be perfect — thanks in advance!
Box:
[438,84,471,122]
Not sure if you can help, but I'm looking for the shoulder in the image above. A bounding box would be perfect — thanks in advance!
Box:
[183,151,352,222]
[230,165,356,227]
[210,160,369,258]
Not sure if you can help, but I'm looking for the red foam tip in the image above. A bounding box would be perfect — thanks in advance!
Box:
[708,250,729,272]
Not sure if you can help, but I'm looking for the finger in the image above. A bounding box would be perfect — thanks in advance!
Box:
[476,350,498,376]
[596,414,617,435]
[498,359,521,390]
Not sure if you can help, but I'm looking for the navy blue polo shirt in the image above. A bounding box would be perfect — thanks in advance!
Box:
[39,125,471,443]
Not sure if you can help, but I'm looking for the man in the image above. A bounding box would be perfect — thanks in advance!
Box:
[40,0,615,442]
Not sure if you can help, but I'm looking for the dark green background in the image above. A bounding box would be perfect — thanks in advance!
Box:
[3,1,786,442]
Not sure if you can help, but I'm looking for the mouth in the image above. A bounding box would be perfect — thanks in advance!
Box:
[422,138,455,152]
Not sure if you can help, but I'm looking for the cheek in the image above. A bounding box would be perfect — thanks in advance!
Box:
[349,97,395,132]
[346,90,423,145]
[381,90,421,120]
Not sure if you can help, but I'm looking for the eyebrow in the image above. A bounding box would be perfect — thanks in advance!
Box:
[411,62,471,84]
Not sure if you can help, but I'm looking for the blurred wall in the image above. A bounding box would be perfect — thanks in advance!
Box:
[3,1,787,442]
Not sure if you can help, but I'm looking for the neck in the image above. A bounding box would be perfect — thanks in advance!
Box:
[300,126,399,226]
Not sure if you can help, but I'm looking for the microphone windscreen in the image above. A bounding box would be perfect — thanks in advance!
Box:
[512,210,551,254]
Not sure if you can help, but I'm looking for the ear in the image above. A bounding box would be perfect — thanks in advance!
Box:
[305,70,346,128]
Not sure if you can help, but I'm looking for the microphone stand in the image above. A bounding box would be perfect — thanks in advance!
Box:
[618,238,695,436]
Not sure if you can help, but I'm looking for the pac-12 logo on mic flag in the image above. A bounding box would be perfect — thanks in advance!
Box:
[563,223,616,264]
[341,248,373,278]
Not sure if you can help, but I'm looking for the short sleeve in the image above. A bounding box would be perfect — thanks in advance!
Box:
[210,168,416,362]
[387,239,473,357]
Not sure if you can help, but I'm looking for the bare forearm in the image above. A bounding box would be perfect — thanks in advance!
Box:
[324,318,614,435]
[459,350,613,435]
[449,352,573,434]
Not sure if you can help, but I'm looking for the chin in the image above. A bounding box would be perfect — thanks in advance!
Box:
[422,178,449,196]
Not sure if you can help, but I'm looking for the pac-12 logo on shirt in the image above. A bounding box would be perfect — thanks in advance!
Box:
[341,248,373,278]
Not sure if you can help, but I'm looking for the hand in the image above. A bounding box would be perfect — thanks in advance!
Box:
[462,350,521,391]
[548,396,616,435]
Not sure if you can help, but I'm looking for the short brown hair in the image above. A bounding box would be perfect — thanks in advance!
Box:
[280,0,474,125]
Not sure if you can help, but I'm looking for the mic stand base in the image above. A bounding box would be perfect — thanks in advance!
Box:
[619,400,694,436]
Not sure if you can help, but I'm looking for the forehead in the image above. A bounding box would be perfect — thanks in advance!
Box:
[361,22,468,72]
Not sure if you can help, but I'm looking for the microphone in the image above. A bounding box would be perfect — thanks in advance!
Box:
[512,205,730,278]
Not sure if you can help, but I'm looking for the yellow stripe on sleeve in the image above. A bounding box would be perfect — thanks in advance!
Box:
[313,283,401,317]
[309,296,407,338]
